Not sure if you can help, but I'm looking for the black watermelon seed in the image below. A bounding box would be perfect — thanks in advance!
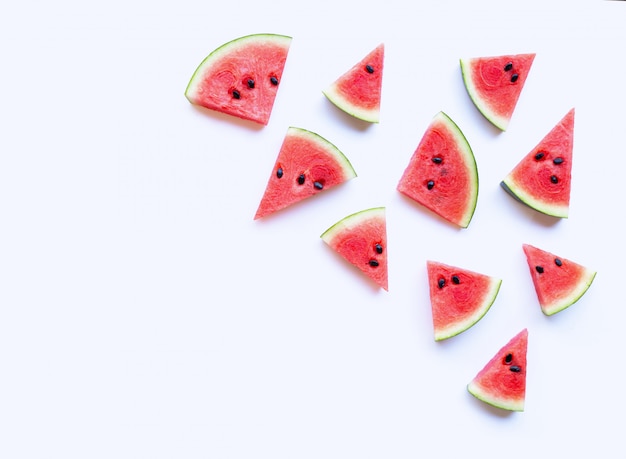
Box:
[432,157,443,164]
[553,157,564,165]
[555,258,563,267]
[427,180,435,190]
[375,243,383,254]
[535,265,544,274]
[232,89,241,99]
[270,76,279,85]
[551,175,559,184]
[313,181,324,190]
[365,64,374,74]
[438,278,445,289]
[511,73,519,83]
[276,167,284,179]
[297,174,305,185]
[451,275,460,285]
[369,259,379,267]
[504,62,513,72]
[534,152,545,160]
[247,79,255,88]
[505,353,513,364]
[510,365,521,373]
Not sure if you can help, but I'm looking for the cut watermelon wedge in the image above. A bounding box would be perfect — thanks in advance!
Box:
[468,329,528,412]
[321,207,388,291]
[460,53,535,131]
[323,44,384,123]
[427,261,502,341]
[254,127,357,219]
[501,108,575,218]
[397,111,478,228]
[185,33,291,125]
[522,244,596,316]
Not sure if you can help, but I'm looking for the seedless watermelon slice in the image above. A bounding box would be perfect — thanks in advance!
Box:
[460,53,535,131]
[522,243,596,316]
[323,44,384,123]
[321,207,388,291]
[501,108,575,218]
[468,329,528,412]
[185,33,291,125]
[254,127,357,219]
[397,111,478,228]
[427,261,502,341]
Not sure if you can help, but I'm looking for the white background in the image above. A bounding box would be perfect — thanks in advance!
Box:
[1,0,624,457]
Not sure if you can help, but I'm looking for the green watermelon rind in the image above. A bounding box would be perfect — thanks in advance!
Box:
[542,269,597,316]
[467,381,525,412]
[460,57,510,131]
[323,85,380,124]
[500,178,569,219]
[399,111,479,228]
[288,126,358,180]
[433,275,502,341]
[320,207,385,242]
[185,33,292,96]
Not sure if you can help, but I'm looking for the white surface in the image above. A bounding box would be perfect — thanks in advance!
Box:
[1,0,624,457]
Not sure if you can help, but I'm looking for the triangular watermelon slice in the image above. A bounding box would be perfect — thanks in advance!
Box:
[468,329,528,412]
[321,207,388,291]
[522,243,596,316]
[322,44,384,123]
[254,127,357,219]
[501,108,575,218]
[460,53,535,131]
[427,261,502,341]
[397,111,478,228]
[185,33,291,125]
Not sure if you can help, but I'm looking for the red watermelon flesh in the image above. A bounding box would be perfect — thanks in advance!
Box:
[460,53,535,131]
[321,207,388,291]
[427,261,502,341]
[522,243,596,316]
[323,44,384,123]
[185,34,291,125]
[397,111,478,228]
[254,127,357,220]
[501,108,575,218]
[467,329,528,412]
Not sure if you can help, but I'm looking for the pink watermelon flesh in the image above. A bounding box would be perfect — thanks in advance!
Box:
[468,329,528,412]
[501,108,575,218]
[522,243,596,316]
[397,111,478,228]
[185,34,291,125]
[427,261,502,341]
[254,127,356,219]
[460,53,535,130]
[321,207,388,291]
[323,44,384,123]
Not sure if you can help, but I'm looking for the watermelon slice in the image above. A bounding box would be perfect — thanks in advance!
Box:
[427,261,502,341]
[254,127,357,219]
[501,108,575,218]
[468,329,528,412]
[522,243,596,316]
[321,207,388,291]
[185,33,292,125]
[397,111,478,228]
[322,44,384,123]
[460,53,535,131]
